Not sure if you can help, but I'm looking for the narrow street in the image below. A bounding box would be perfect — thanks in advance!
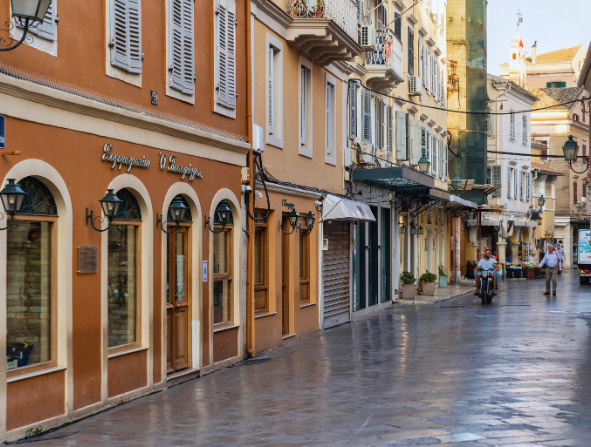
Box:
[28,272,591,447]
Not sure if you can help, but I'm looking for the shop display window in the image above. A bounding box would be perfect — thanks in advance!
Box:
[6,177,57,371]
[213,201,234,325]
[254,210,269,313]
[299,233,310,303]
[107,189,141,349]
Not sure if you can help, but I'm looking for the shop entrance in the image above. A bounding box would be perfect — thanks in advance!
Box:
[166,227,190,374]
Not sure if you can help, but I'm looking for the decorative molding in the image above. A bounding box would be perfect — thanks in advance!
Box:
[418,27,427,37]
[407,105,419,114]
[427,119,436,127]
[394,96,406,106]
[252,0,292,29]
[393,0,405,10]
[433,46,441,57]
[420,113,428,121]
[408,14,418,25]
[426,37,435,47]
[260,181,323,199]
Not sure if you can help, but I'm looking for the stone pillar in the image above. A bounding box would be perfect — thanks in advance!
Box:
[511,242,520,264]
[497,239,507,265]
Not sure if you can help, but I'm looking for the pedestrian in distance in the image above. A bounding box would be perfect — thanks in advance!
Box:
[539,244,562,296]
[555,244,565,274]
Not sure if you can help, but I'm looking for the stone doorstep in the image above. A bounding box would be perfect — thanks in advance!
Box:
[394,285,476,305]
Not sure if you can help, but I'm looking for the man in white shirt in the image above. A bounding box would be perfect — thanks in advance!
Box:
[539,244,562,296]
[474,249,499,295]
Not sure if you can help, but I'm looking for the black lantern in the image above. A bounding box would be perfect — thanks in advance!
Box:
[157,196,189,235]
[280,209,300,235]
[400,224,407,235]
[410,225,416,235]
[538,195,546,207]
[417,225,424,235]
[0,178,26,230]
[417,156,430,173]
[300,211,315,236]
[450,175,463,190]
[86,189,123,232]
[563,135,578,162]
[576,202,582,212]
[1,0,52,51]
[205,201,233,234]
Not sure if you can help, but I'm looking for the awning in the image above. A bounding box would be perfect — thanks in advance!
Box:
[481,217,500,227]
[448,195,478,209]
[351,166,435,190]
[510,220,529,227]
[322,194,375,222]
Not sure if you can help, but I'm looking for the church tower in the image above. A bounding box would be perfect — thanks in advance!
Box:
[500,13,527,88]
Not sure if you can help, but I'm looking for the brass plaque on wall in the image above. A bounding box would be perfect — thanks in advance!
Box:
[77,246,98,273]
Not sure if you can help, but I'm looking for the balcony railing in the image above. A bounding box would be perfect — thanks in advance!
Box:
[364,31,404,86]
[286,0,358,42]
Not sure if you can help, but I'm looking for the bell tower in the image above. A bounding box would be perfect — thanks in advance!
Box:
[501,11,527,88]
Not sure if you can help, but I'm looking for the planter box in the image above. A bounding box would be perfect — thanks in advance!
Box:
[400,284,416,300]
[422,282,436,296]
[439,275,448,288]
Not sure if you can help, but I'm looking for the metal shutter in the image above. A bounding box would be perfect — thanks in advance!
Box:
[323,222,351,329]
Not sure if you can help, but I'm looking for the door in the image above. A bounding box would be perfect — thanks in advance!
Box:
[282,222,290,335]
[323,221,351,328]
[166,228,190,374]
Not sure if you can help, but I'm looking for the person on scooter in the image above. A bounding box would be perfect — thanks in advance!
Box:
[474,249,499,295]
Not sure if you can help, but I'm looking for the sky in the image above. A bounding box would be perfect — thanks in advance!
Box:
[487,0,591,75]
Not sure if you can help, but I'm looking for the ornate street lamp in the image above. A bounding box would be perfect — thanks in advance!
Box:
[0,178,26,230]
[399,224,406,235]
[1,0,53,51]
[417,156,430,173]
[299,211,315,236]
[563,135,589,174]
[156,196,189,235]
[205,200,233,234]
[538,195,545,207]
[450,175,463,190]
[280,209,300,235]
[417,225,424,235]
[86,189,123,232]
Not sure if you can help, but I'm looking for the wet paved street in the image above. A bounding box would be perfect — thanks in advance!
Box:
[28,272,591,446]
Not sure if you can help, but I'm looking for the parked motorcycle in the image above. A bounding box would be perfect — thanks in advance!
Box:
[479,269,495,305]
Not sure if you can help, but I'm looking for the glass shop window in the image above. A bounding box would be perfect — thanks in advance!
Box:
[213,201,234,325]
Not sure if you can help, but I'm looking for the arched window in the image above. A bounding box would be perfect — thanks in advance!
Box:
[108,189,141,349]
[212,200,234,325]
[7,177,57,371]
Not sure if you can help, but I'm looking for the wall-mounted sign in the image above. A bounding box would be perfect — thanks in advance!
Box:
[77,246,98,273]
[0,115,5,149]
[102,143,151,172]
[202,260,208,282]
[281,199,295,210]
[159,154,203,181]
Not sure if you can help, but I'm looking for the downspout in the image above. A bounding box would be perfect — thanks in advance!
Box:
[245,0,255,357]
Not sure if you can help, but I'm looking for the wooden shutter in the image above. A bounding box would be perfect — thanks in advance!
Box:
[387,105,393,153]
[444,143,448,179]
[527,172,532,201]
[395,111,407,160]
[326,83,332,155]
[349,84,357,139]
[36,0,57,41]
[301,67,307,144]
[418,39,423,79]
[218,0,235,106]
[362,89,371,143]
[492,165,501,197]
[267,46,274,134]
[170,0,194,94]
[408,118,421,165]
[507,167,511,199]
[420,127,427,159]
[111,0,142,74]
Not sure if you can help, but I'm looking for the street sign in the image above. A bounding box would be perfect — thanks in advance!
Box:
[0,115,5,149]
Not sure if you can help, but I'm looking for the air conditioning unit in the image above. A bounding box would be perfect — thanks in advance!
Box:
[359,25,376,51]
[409,76,423,96]
[344,146,354,168]
[357,142,374,165]
[252,124,265,153]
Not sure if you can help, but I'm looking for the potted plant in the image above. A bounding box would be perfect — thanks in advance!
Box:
[314,0,324,16]
[400,271,416,300]
[438,265,448,288]
[419,271,437,296]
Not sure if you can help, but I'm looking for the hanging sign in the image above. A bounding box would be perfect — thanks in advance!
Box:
[0,115,5,149]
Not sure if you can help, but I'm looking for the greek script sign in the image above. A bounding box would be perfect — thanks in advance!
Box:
[281,199,295,210]
[102,143,151,172]
[159,154,203,181]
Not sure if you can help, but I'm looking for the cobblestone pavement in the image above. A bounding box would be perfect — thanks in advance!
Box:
[26,271,591,446]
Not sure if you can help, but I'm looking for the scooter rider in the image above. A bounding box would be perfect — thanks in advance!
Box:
[474,249,499,295]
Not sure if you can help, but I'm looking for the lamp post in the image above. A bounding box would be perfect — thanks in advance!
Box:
[1,0,52,51]
[563,135,589,174]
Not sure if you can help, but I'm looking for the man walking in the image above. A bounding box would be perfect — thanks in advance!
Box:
[556,244,565,274]
[540,244,562,296]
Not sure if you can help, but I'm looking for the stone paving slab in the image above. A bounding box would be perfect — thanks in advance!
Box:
[16,271,591,446]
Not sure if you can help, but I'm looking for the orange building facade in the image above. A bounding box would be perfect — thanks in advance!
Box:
[0,0,249,440]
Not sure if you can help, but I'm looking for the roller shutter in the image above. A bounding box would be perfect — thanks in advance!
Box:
[323,222,351,329]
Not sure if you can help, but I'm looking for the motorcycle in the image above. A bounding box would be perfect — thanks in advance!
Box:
[479,269,496,305]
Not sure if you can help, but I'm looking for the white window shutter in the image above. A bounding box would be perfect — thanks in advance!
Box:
[37,0,57,41]
[301,68,307,144]
[127,0,142,73]
[444,143,448,180]
[409,118,421,165]
[267,46,274,134]
[418,40,423,79]
[111,0,130,71]
[182,0,195,95]
[395,112,407,161]
[326,83,331,154]
[387,105,393,153]
[349,84,357,139]
[420,127,427,159]
[507,167,511,199]
[225,1,237,108]
[362,89,371,142]
[170,0,185,91]
[492,165,501,197]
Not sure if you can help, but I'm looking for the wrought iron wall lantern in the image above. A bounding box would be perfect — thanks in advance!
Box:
[417,225,424,235]
[563,135,589,174]
[0,178,26,230]
[538,195,545,207]
[1,0,52,51]
[399,223,406,235]
[279,209,299,235]
[156,196,189,235]
[417,156,430,173]
[410,225,417,235]
[299,211,315,236]
[450,175,464,190]
[205,200,233,234]
[86,189,122,232]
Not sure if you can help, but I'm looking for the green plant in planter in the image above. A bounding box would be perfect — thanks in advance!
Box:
[400,271,416,285]
[419,271,437,283]
[438,265,447,277]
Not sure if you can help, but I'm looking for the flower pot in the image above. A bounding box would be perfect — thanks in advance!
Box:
[400,284,416,300]
[439,275,448,288]
[422,281,436,296]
